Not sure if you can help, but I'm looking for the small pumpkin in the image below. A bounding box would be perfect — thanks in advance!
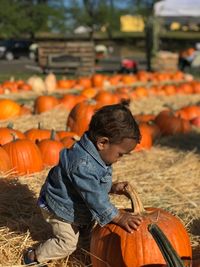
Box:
[27,75,46,93]
[0,122,26,145]
[134,123,153,151]
[37,129,64,166]
[56,128,79,140]
[59,94,86,111]
[25,122,59,143]
[94,90,119,106]
[44,72,57,92]
[61,136,79,148]
[34,95,59,114]
[0,99,21,120]
[175,105,200,121]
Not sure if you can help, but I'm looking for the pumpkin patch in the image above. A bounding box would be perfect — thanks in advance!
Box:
[0,70,199,267]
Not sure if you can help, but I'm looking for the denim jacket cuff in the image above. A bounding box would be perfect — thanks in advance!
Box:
[96,206,119,226]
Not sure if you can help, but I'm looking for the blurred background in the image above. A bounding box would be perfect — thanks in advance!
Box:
[0,0,200,78]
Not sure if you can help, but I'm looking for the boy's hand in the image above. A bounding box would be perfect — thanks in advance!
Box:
[112,211,143,233]
[110,181,129,195]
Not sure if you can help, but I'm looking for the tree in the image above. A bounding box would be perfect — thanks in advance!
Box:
[0,0,67,38]
[65,0,125,39]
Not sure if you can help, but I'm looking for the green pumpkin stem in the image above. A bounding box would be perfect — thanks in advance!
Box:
[50,129,56,140]
[148,223,185,267]
[7,122,14,129]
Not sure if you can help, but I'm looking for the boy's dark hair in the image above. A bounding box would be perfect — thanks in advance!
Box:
[88,101,141,144]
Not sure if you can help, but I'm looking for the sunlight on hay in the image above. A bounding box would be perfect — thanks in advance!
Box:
[0,93,199,266]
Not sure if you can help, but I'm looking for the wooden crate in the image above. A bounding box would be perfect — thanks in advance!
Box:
[152,51,179,72]
[38,40,95,75]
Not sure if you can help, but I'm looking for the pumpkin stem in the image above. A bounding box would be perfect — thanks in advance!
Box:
[38,122,42,129]
[50,129,56,140]
[10,133,17,141]
[148,224,185,267]
[7,122,14,129]
[125,184,145,214]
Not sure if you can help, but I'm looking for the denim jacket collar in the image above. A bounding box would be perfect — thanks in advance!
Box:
[79,132,108,169]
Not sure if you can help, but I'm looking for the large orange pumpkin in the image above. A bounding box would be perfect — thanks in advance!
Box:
[66,100,98,136]
[90,185,192,267]
[3,138,43,175]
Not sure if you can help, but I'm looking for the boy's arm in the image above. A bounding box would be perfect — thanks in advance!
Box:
[69,163,118,226]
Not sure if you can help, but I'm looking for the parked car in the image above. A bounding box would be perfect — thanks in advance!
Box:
[0,39,34,60]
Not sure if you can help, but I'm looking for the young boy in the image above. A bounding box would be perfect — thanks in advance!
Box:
[23,102,142,265]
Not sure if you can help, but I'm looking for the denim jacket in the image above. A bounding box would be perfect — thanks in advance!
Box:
[40,132,119,226]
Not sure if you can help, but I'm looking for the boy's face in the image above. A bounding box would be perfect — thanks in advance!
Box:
[97,137,137,165]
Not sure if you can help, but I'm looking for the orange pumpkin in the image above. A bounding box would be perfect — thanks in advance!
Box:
[2,81,18,93]
[0,146,12,173]
[78,77,92,89]
[56,129,79,140]
[94,90,119,106]
[0,99,21,120]
[0,123,26,145]
[67,100,98,136]
[57,79,74,90]
[59,94,86,111]
[18,83,32,91]
[61,136,79,148]
[81,87,97,99]
[92,74,105,88]
[37,130,64,166]
[34,95,59,114]
[134,123,153,151]
[175,105,200,121]
[154,110,191,136]
[138,122,161,142]
[3,138,43,175]
[134,87,149,98]
[25,123,60,143]
[90,185,192,267]
[134,113,156,123]
[191,81,200,94]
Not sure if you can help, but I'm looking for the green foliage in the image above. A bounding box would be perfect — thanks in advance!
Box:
[0,0,163,39]
[0,0,67,38]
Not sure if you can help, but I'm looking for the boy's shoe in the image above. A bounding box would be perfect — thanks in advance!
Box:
[23,247,48,266]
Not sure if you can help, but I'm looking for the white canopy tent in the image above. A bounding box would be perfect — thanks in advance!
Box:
[154,0,200,17]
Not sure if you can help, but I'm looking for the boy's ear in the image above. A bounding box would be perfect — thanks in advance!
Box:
[96,137,109,150]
